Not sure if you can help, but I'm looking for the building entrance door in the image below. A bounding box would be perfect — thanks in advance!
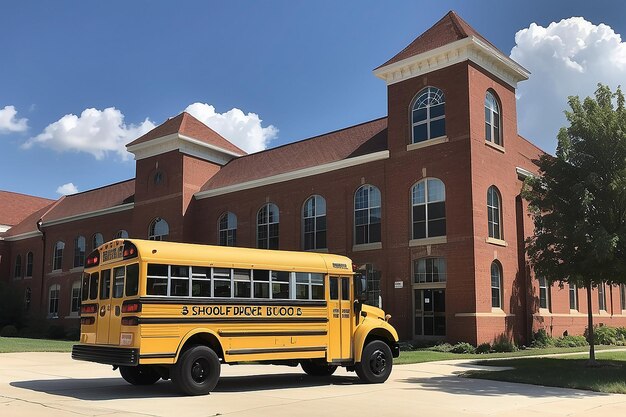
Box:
[414,289,446,336]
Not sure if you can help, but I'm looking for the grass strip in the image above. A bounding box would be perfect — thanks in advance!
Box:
[0,337,74,353]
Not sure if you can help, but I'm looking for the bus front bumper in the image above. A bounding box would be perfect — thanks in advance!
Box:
[72,344,139,366]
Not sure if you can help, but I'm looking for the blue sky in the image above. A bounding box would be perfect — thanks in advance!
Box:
[1,1,625,199]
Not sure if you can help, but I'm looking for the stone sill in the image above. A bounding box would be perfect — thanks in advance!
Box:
[486,237,508,247]
[485,140,505,153]
[406,136,448,152]
[352,242,382,252]
[409,236,447,247]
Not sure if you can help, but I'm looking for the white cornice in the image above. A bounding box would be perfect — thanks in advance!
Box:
[41,203,134,227]
[127,133,244,165]
[373,36,530,88]
[4,230,42,242]
[195,150,390,199]
[0,224,10,233]
[516,167,534,179]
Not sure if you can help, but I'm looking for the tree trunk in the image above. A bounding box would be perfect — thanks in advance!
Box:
[586,283,597,365]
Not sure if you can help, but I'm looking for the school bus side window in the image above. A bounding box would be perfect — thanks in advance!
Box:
[89,272,99,299]
[234,269,251,298]
[126,264,139,296]
[213,268,231,297]
[253,269,270,298]
[191,266,211,297]
[296,272,325,300]
[147,264,168,295]
[171,265,190,297]
[271,271,290,299]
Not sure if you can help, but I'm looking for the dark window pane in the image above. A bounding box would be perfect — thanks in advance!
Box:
[296,284,309,299]
[424,317,434,335]
[355,225,367,245]
[304,232,314,250]
[89,272,99,300]
[272,283,289,299]
[428,219,446,237]
[147,278,167,295]
[413,205,426,222]
[317,231,327,249]
[486,123,491,141]
[192,280,211,297]
[413,222,426,239]
[412,107,427,123]
[273,271,290,282]
[214,280,231,298]
[494,126,500,145]
[254,282,270,298]
[100,270,111,300]
[316,216,326,231]
[413,124,428,143]
[254,270,269,281]
[341,279,350,301]
[430,118,446,138]
[148,264,168,277]
[492,288,500,308]
[234,281,251,298]
[369,223,381,243]
[434,316,446,336]
[311,285,324,300]
[126,264,139,296]
[330,278,339,300]
[430,103,445,118]
[429,201,446,219]
[171,279,189,296]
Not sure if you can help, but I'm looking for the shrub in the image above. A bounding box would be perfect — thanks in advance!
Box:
[531,328,555,348]
[46,325,66,340]
[430,343,453,352]
[0,325,18,337]
[450,342,475,354]
[476,342,491,354]
[554,335,588,347]
[616,327,626,342]
[492,333,517,352]
[586,325,618,345]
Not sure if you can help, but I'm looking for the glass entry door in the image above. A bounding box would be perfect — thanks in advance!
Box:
[414,289,446,336]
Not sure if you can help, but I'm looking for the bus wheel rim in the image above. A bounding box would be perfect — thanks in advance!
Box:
[369,349,386,375]
[191,359,209,383]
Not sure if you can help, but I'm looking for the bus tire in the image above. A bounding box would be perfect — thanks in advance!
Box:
[355,340,393,384]
[300,360,337,376]
[171,345,220,395]
[119,365,161,385]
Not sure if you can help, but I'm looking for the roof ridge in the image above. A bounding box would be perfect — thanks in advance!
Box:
[61,178,135,198]
[0,189,55,202]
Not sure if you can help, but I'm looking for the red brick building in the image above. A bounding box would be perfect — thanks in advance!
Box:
[2,11,625,344]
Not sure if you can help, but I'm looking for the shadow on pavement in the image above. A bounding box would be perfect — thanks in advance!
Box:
[10,373,358,400]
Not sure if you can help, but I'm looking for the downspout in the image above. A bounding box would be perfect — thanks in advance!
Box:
[36,219,46,314]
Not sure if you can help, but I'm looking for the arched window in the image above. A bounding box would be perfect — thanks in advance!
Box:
[303,195,327,250]
[491,261,502,308]
[218,212,237,246]
[411,86,446,143]
[411,178,446,239]
[149,218,169,241]
[26,252,33,277]
[14,255,22,278]
[115,230,129,239]
[257,203,279,249]
[92,233,104,251]
[354,185,381,245]
[487,186,502,239]
[70,281,81,315]
[48,284,60,317]
[485,91,501,145]
[74,235,86,268]
[53,241,64,271]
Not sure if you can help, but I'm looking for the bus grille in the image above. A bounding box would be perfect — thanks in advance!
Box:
[72,344,139,366]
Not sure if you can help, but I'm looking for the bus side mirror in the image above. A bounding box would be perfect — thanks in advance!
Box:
[354,274,368,303]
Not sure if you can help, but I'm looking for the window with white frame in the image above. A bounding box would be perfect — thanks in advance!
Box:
[70,281,81,315]
[354,185,381,245]
[92,233,104,250]
[14,255,22,278]
[303,195,327,250]
[411,86,446,143]
[485,90,501,145]
[538,276,550,310]
[411,178,446,239]
[149,218,169,241]
[491,261,502,308]
[48,284,60,317]
[487,186,502,239]
[74,235,86,268]
[622,284,626,311]
[413,258,447,283]
[26,252,33,277]
[598,282,606,311]
[218,212,237,246]
[257,203,279,249]
[53,241,64,271]
[115,230,129,239]
[569,284,578,310]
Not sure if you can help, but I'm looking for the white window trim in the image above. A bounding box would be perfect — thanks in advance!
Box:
[302,195,327,251]
[354,185,382,246]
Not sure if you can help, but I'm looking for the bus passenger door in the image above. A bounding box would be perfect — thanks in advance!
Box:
[96,269,111,344]
[107,266,126,345]
[328,276,353,362]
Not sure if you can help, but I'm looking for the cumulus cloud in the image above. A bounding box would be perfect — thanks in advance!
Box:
[56,182,78,195]
[0,105,28,133]
[184,103,278,153]
[511,17,626,152]
[22,107,155,160]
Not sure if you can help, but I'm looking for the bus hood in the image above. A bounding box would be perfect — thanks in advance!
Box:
[361,304,386,321]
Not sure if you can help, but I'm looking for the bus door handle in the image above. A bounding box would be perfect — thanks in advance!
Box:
[115,306,121,316]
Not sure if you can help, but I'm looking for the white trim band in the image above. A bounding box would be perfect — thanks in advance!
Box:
[42,203,135,227]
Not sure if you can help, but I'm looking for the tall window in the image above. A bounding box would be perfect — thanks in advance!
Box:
[218,212,237,246]
[487,186,502,239]
[26,252,33,277]
[411,86,446,143]
[303,195,327,250]
[354,185,381,245]
[538,276,550,310]
[70,281,81,315]
[491,261,502,308]
[74,235,86,268]
[569,284,578,310]
[411,178,446,239]
[149,218,169,241]
[53,241,64,271]
[14,255,22,278]
[598,282,606,311]
[92,233,104,250]
[621,284,626,311]
[413,258,447,283]
[48,284,60,317]
[257,203,279,249]
[485,90,501,145]
[115,230,129,239]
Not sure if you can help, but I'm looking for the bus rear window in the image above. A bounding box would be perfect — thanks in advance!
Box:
[126,264,139,296]
[89,272,99,300]
[113,267,125,298]
[100,270,111,300]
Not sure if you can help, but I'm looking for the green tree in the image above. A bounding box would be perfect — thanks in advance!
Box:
[523,84,626,363]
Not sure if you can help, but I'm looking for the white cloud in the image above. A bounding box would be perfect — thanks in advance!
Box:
[184,103,278,153]
[511,17,626,152]
[56,182,78,195]
[22,107,155,160]
[0,105,28,133]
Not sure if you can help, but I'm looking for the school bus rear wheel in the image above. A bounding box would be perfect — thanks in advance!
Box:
[119,365,161,385]
[355,340,393,384]
[171,345,221,395]
[300,360,338,376]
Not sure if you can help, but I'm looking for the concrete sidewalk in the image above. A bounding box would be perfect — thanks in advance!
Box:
[0,352,625,416]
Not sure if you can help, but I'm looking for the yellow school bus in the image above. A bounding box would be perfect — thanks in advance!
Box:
[72,239,399,395]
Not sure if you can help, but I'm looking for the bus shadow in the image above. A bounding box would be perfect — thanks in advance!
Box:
[10,374,358,400]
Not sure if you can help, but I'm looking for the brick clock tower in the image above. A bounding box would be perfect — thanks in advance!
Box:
[372,12,538,344]
[126,112,245,243]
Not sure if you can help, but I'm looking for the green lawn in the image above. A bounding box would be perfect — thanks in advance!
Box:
[463,350,626,394]
[0,337,74,353]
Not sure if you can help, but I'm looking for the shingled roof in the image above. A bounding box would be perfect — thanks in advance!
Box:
[376,10,502,70]
[0,191,54,227]
[199,117,388,192]
[127,112,246,156]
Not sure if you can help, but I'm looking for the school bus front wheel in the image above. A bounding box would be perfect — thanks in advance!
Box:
[355,340,393,384]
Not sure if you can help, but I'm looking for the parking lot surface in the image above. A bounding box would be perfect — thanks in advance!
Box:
[1,352,625,416]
